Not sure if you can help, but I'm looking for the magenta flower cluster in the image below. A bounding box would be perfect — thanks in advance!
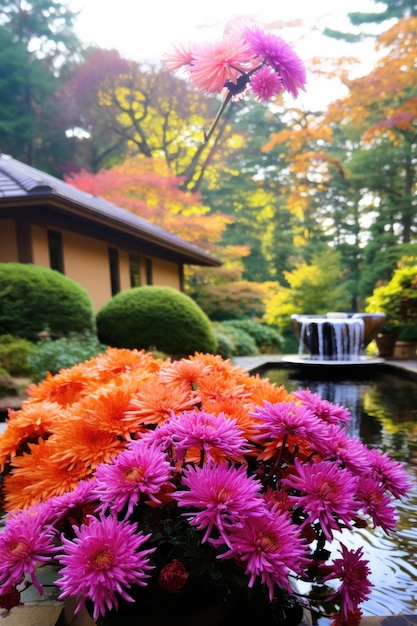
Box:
[164,22,307,103]
[0,378,410,624]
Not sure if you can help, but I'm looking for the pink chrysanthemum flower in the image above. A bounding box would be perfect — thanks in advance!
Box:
[250,65,283,101]
[366,448,412,498]
[189,35,255,94]
[282,458,358,541]
[93,440,173,517]
[169,409,249,462]
[48,480,98,522]
[315,423,371,474]
[219,507,309,600]
[0,505,57,594]
[138,419,176,451]
[293,389,351,425]
[162,43,195,71]
[252,400,327,449]
[323,544,372,622]
[356,477,397,531]
[174,463,264,545]
[56,515,155,621]
[244,26,306,98]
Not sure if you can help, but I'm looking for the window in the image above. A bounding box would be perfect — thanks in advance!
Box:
[129,253,141,287]
[47,230,64,273]
[145,258,153,285]
[108,248,120,295]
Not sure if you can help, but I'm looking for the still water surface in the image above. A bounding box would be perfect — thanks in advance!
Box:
[263,367,417,618]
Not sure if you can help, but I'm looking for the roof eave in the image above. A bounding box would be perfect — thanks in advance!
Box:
[0,193,223,267]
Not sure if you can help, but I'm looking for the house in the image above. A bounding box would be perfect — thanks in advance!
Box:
[0,154,222,310]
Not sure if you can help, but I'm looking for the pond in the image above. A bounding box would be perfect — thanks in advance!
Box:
[262,366,417,619]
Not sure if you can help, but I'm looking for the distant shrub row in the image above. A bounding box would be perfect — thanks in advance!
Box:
[0,264,283,380]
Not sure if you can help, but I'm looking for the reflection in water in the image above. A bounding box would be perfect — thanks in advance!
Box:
[263,368,417,618]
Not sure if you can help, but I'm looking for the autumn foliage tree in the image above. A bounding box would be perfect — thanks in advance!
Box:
[262,16,417,306]
[65,156,231,251]
[58,47,242,192]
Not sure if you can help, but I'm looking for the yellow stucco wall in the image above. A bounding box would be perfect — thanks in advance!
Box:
[19,225,182,310]
[0,220,18,262]
[151,258,181,289]
[61,231,114,310]
[32,226,50,267]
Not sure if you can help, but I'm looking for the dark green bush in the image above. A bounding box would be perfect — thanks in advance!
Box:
[96,286,217,357]
[212,322,258,356]
[0,334,34,376]
[222,320,283,353]
[212,329,235,360]
[0,263,95,341]
[28,333,106,382]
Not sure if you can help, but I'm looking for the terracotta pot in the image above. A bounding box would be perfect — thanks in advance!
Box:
[393,341,417,360]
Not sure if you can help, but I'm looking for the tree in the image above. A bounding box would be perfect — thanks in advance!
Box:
[65,156,230,251]
[0,0,79,67]
[201,102,302,285]
[54,47,134,173]
[329,17,417,264]
[0,0,81,168]
[262,16,417,305]
[324,0,417,41]
[264,249,352,333]
[58,51,239,189]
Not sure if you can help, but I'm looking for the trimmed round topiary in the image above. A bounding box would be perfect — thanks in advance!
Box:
[0,263,95,341]
[96,286,217,357]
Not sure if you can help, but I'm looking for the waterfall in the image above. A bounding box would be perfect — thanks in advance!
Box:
[297,315,365,361]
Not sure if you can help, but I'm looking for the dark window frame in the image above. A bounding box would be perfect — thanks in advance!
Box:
[129,253,141,288]
[47,229,64,273]
[144,257,153,285]
[108,247,120,295]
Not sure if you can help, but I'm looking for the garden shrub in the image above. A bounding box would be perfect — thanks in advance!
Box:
[366,265,417,325]
[0,263,95,341]
[222,320,283,353]
[28,333,106,382]
[0,334,34,376]
[96,286,217,357]
[212,322,258,357]
[212,329,235,360]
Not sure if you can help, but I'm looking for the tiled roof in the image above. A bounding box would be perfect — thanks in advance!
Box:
[0,154,222,267]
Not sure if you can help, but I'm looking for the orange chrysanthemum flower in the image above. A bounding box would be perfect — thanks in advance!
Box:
[195,370,251,404]
[26,364,98,406]
[190,353,252,384]
[259,436,316,463]
[200,396,259,441]
[126,380,200,427]
[0,401,62,471]
[158,358,211,388]
[3,438,91,510]
[89,348,163,384]
[248,378,291,405]
[50,416,126,470]
[75,376,154,440]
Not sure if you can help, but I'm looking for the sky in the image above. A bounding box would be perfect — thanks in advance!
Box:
[70,0,379,110]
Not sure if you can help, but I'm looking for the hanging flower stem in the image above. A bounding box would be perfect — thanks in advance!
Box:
[204,92,233,144]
